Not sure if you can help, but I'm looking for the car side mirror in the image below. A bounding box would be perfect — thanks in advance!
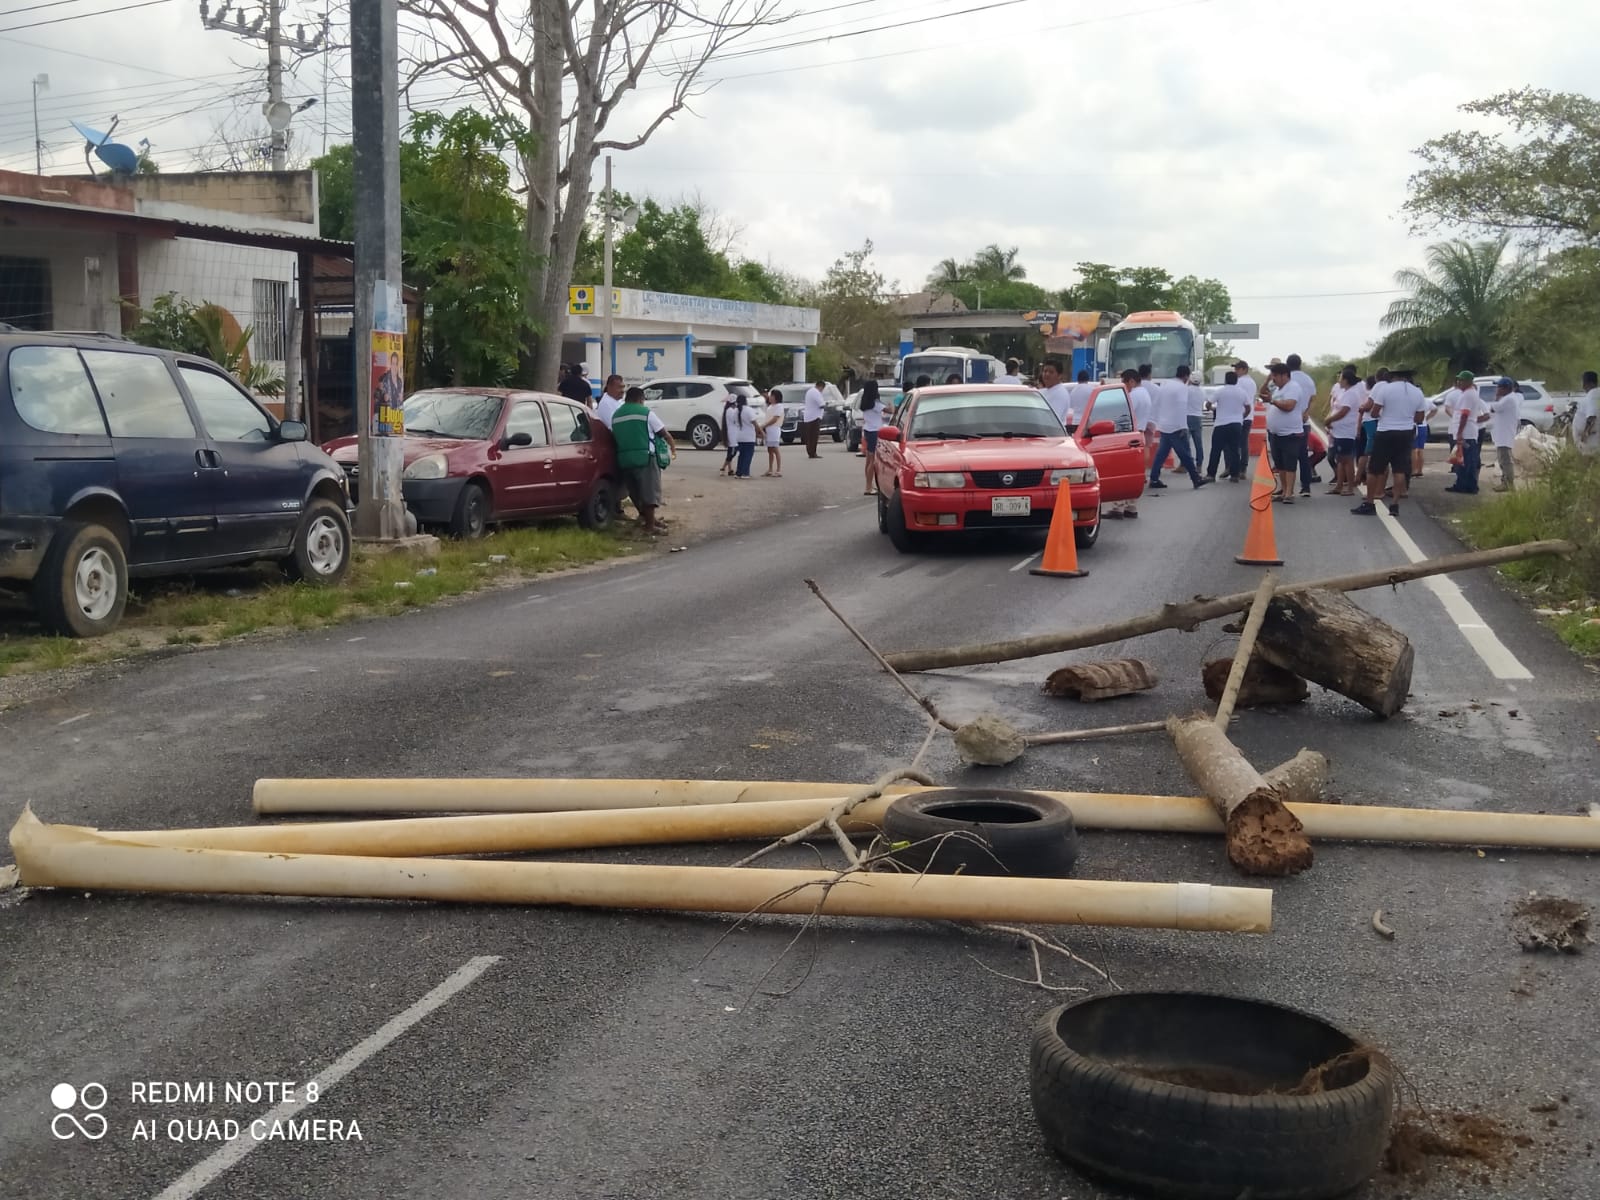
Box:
[1087,420,1114,437]
[278,419,308,443]
[503,431,534,449]
[879,426,900,442]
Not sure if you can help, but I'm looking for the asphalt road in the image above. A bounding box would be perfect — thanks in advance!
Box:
[2,451,1597,1200]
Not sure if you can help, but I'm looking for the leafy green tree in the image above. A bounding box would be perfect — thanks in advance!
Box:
[815,240,898,368]
[1375,236,1538,376]
[966,244,1026,282]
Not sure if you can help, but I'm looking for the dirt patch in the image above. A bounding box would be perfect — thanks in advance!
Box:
[1383,1111,1523,1181]
[1225,790,1314,875]
[1122,1049,1374,1097]
[1511,896,1592,953]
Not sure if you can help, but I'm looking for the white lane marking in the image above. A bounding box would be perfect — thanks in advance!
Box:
[151,955,501,1200]
[1010,551,1042,573]
[55,713,91,727]
[1377,509,1532,681]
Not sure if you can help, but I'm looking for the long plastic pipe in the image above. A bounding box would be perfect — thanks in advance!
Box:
[8,810,1270,933]
[250,777,1600,852]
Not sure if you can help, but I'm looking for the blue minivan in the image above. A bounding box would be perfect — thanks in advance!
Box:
[0,331,352,637]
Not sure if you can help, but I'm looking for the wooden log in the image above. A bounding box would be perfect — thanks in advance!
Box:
[1202,658,1310,708]
[881,539,1574,673]
[1262,750,1331,806]
[1042,658,1158,702]
[1166,715,1313,876]
[1253,589,1413,718]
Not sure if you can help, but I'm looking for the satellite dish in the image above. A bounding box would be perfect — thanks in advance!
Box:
[70,116,144,176]
[264,101,292,132]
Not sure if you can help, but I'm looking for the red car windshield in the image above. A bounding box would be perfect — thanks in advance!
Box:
[907,391,1063,440]
[401,391,505,440]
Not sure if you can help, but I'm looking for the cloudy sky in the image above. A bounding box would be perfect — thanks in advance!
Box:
[1,0,1593,357]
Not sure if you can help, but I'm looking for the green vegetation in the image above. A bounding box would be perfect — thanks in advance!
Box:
[125,294,284,395]
[1375,236,1537,377]
[1457,450,1600,655]
[0,524,634,680]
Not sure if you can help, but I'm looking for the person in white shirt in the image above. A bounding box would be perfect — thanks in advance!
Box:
[1444,372,1487,494]
[1038,359,1074,427]
[1353,366,1428,517]
[1264,362,1308,503]
[1484,376,1521,490]
[1575,370,1600,456]
[1204,371,1249,481]
[857,379,886,494]
[1109,368,1154,518]
[761,388,785,477]
[1186,376,1207,464]
[1068,369,1096,431]
[594,373,625,429]
[726,395,758,479]
[1326,366,1366,497]
[1285,354,1317,495]
[995,357,1024,385]
[1148,365,1210,489]
[800,380,827,459]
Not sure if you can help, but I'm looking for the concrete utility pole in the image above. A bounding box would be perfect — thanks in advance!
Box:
[31,74,48,175]
[350,0,405,540]
[198,1,327,168]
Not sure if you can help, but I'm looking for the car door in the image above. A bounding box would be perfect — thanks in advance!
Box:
[80,348,218,564]
[545,400,601,509]
[484,400,553,515]
[178,362,303,555]
[1075,385,1144,502]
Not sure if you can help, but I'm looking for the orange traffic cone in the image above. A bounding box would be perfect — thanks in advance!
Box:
[1031,479,1089,578]
[1235,447,1284,566]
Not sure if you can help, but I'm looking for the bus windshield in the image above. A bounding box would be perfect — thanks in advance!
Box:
[1108,327,1194,378]
[902,354,967,387]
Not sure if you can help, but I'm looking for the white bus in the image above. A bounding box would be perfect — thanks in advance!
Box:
[1099,311,1201,381]
[897,346,1007,389]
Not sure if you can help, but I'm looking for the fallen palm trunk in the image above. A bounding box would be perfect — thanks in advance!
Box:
[1251,589,1413,718]
[1167,715,1313,876]
[1042,659,1158,702]
[880,539,1575,673]
[1261,750,1331,806]
[245,778,1600,852]
[8,810,1271,933]
[1202,658,1309,708]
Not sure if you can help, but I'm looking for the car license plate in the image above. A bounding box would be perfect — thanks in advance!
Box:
[991,496,1030,516]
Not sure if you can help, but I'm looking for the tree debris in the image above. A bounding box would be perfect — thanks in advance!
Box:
[1261,750,1332,805]
[1250,589,1414,718]
[1202,658,1309,708]
[1042,658,1157,702]
[1511,896,1591,953]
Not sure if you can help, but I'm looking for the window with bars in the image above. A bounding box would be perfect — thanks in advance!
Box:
[251,278,289,361]
[0,256,52,330]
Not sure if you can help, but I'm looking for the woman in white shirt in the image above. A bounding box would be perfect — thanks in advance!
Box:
[858,380,885,495]
[761,388,785,476]
[729,395,758,478]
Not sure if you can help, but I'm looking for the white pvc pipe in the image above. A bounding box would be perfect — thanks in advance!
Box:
[9,810,1270,934]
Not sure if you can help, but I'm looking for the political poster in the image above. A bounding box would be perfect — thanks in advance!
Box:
[371,280,405,436]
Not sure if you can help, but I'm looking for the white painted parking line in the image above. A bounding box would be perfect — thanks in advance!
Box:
[1376,509,1532,681]
[1010,551,1041,572]
[151,955,501,1200]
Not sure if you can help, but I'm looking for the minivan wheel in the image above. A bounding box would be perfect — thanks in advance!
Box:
[285,498,351,584]
[36,521,128,637]
[687,417,720,450]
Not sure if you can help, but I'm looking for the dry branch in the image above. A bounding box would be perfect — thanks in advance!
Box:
[1214,572,1277,728]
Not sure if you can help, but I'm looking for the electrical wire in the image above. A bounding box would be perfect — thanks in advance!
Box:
[0,0,173,35]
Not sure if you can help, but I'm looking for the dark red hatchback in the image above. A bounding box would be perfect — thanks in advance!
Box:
[322,388,618,538]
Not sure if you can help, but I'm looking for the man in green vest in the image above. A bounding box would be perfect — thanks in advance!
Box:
[611,385,675,534]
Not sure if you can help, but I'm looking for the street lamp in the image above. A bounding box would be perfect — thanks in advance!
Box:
[600,153,638,379]
[32,74,49,175]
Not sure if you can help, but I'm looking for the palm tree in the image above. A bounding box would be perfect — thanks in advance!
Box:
[1375,236,1538,375]
[926,257,964,290]
[967,243,1026,282]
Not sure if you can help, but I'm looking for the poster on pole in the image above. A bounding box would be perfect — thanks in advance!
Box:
[371,280,405,436]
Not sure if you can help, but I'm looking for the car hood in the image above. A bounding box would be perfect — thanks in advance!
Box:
[904,437,1089,469]
[320,435,481,466]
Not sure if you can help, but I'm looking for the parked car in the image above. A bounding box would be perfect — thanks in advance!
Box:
[639,376,763,450]
[1425,379,1558,439]
[872,385,1111,554]
[765,381,847,446]
[0,331,351,637]
[322,388,617,539]
[846,384,904,452]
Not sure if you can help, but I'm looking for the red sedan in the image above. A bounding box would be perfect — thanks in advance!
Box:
[873,385,1139,553]
[322,388,618,538]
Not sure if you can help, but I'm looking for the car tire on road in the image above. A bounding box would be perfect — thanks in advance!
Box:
[848,428,861,453]
[876,490,889,534]
[832,417,846,443]
[687,417,720,451]
[34,520,128,638]
[885,491,923,554]
[285,497,351,585]
[1074,508,1100,550]
[882,788,1077,876]
[576,478,615,531]
[449,482,490,540]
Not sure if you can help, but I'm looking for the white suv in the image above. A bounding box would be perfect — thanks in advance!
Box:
[1425,378,1558,439]
[641,376,763,450]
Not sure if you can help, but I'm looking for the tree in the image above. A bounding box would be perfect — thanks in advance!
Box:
[815,240,898,368]
[1059,263,1177,315]
[926,257,965,290]
[399,0,783,387]
[1404,89,1600,248]
[1375,236,1539,376]
[966,244,1026,282]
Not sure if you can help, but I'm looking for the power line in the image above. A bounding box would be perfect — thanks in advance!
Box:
[0,0,172,34]
[0,0,131,17]
[711,0,1040,64]
[0,30,215,75]
[0,68,254,116]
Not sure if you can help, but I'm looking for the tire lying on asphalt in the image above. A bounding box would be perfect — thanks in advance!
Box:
[1030,991,1396,1200]
[882,788,1077,876]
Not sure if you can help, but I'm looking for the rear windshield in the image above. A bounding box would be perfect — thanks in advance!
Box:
[907,391,1064,440]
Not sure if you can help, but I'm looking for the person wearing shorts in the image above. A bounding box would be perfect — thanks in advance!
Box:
[1264,362,1307,503]
[1327,366,1364,496]
[1353,367,1426,518]
[858,379,885,494]
[761,388,785,476]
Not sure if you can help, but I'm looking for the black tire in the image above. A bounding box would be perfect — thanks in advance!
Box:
[687,416,720,450]
[848,428,861,453]
[1074,507,1101,550]
[449,482,489,540]
[1031,992,1395,1200]
[576,478,615,531]
[876,490,889,534]
[832,416,846,443]
[284,497,351,585]
[883,788,1077,876]
[885,491,922,554]
[34,520,128,638]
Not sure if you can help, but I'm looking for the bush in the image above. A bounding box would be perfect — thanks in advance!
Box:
[1459,448,1600,602]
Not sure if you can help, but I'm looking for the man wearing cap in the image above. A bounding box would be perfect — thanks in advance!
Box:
[1353,366,1427,517]
[1444,372,1487,494]
[1484,376,1521,490]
